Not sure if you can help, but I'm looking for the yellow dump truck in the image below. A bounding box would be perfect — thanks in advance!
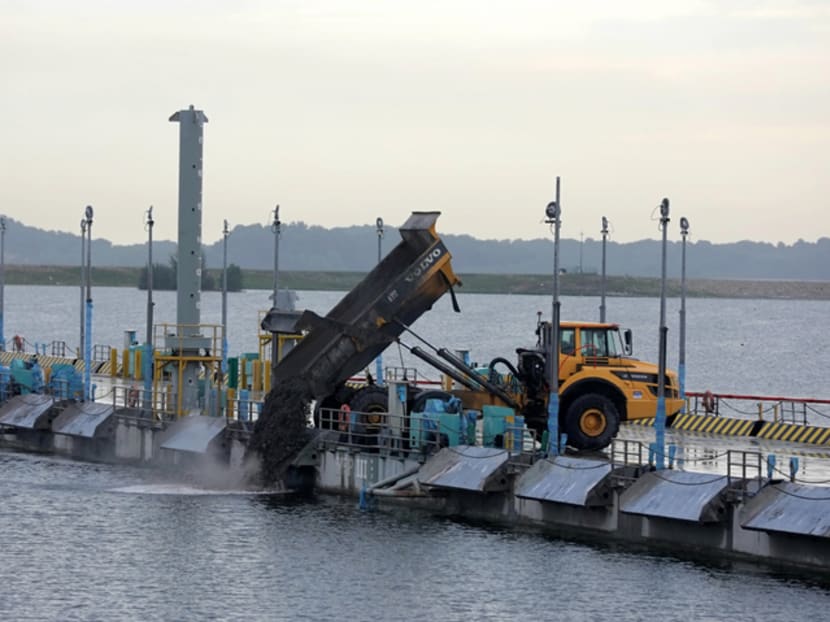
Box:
[513,319,684,449]
[268,210,681,451]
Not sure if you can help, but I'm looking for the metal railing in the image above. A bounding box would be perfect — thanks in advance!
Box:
[316,406,444,457]
[685,391,830,426]
[316,406,538,460]
[725,449,764,500]
[610,438,647,468]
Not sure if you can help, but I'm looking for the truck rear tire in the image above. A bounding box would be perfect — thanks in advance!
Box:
[349,386,389,430]
[564,394,620,450]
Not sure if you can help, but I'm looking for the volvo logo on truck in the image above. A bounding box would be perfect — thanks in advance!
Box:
[404,246,443,283]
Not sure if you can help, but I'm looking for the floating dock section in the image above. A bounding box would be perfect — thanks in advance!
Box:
[315,438,830,574]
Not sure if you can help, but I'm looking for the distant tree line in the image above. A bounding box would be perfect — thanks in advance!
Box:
[5,215,830,281]
[138,255,243,291]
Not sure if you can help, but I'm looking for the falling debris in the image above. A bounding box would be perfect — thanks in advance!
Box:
[245,376,314,487]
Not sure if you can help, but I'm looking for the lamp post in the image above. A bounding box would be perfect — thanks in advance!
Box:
[143,206,154,412]
[654,198,670,469]
[374,217,384,385]
[270,205,281,369]
[545,177,563,456]
[80,218,87,361]
[0,216,6,352]
[222,219,230,380]
[679,216,690,408]
[84,205,94,402]
[600,216,609,323]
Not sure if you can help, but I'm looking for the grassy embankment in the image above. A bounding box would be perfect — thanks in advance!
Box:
[3,265,829,300]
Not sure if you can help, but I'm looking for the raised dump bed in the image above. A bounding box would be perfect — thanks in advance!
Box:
[271,211,460,400]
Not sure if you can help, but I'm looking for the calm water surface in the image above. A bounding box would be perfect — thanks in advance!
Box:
[1,286,829,620]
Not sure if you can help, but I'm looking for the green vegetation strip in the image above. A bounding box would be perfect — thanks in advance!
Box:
[3,265,829,300]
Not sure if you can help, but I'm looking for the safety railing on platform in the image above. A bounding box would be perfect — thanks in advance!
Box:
[50,340,68,358]
[610,438,647,468]
[316,406,455,458]
[383,366,443,387]
[92,344,112,363]
[725,450,764,501]
[315,406,538,461]
[685,391,830,427]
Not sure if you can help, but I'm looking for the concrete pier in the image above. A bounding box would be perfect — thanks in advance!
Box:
[316,443,830,575]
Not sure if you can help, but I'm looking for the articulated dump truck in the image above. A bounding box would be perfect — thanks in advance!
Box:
[271,211,682,451]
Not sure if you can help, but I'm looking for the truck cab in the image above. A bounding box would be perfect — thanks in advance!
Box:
[517,321,684,450]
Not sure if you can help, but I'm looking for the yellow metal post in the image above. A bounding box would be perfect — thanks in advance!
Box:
[227,387,236,419]
[134,349,142,380]
[240,357,248,391]
[110,347,118,378]
[121,348,129,378]
[252,359,262,393]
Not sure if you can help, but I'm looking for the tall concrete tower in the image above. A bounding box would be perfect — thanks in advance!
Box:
[169,105,209,414]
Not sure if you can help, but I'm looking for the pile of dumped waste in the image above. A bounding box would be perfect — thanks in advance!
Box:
[245,376,314,487]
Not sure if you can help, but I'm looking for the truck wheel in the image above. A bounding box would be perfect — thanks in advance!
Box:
[564,394,620,450]
[349,386,389,429]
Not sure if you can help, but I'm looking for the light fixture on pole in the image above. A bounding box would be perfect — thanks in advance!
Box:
[80,218,87,361]
[143,206,154,412]
[679,216,690,408]
[84,205,94,402]
[270,205,281,372]
[0,216,6,352]
[654,198,670,469]
[374,217,385,385]
[600,216,609,323]
[545,177,563,456]
[271,205,281,309]
[222,219,230,381]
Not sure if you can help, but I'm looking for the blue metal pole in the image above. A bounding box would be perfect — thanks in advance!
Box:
[546,177,562,456]
[85,300,93,401]
[654,199,670,470]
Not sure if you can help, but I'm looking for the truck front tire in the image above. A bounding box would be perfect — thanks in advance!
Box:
[564,394,620,450]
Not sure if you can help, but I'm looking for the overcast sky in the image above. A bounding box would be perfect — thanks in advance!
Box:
[1,0,828,247]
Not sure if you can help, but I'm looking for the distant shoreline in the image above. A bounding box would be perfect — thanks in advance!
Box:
[3,265,829,300]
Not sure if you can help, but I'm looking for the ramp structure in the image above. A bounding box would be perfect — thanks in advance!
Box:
[516,456,615,507]
[417,446,510,492]
[159,415,227,454]
[0,394,54,430]
[620,470,732,523]
[741,482,830,538]
[51,402,115,438]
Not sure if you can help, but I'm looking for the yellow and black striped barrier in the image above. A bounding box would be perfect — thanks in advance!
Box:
[756,421,830,445]
[624,413,830,446]
[669,413,756,436]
